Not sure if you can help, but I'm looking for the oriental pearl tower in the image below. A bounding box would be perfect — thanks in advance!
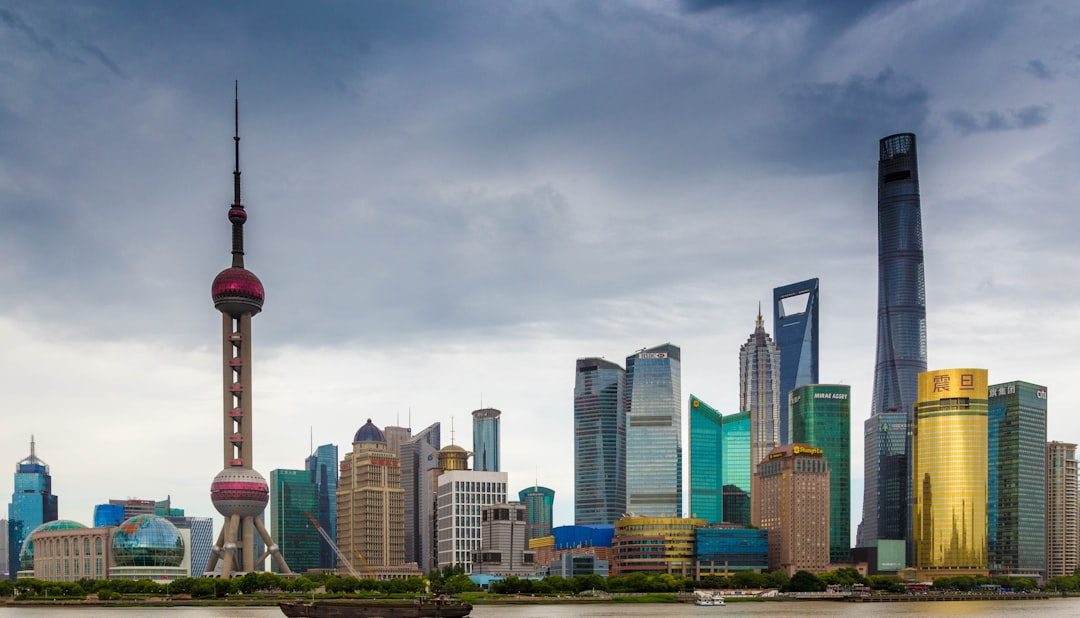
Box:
[204,85,291,577]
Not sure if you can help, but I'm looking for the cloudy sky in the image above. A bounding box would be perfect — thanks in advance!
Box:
[2,0,1078,548]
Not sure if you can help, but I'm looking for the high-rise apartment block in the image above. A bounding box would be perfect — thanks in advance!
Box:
[305,443,339,570]
[1046,441,1078,579]
[988,381,1046,579]
[436,470,507,573]
[7,438,58,581]
[773,278,819,445]
[911,369,988,577]
[740,311,780,473]
[337,419,413,577]
[401,422,440,573]
[574,357,626,525]
[689,396,724,524]
[474,502,535,577]
[626,344,682,517]
[864,132,927,548]
[789,384,850,563]
[472,409,501,473]
[269,469,320,573]
[752,444,830,575]
[518,485,555,540]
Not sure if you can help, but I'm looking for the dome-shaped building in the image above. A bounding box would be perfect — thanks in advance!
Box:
[109,514,188,582]
[354,418,386,444]
[19,520,87,573]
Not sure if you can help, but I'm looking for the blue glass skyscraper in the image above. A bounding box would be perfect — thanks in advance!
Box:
[472,408,501,472]
[773,278,819,445]
[862,132,927,547]
[626,343,682,517]
[574,358,625,525]
[7,438,58,580]
[305,443,338,570]
[401,422,440,572]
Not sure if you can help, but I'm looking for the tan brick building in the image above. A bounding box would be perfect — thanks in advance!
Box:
[752,444,829,575]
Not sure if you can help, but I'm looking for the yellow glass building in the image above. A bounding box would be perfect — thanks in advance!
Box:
[612,515,705,575]
[911,368,989,576]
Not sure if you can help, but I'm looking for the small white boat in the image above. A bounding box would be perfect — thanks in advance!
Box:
[693,591,726,606]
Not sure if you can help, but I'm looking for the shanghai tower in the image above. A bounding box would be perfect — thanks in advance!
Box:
[861,133,927,547]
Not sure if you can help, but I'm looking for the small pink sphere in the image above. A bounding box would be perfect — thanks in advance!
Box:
[210,467,269,517]
[228,208,247,224]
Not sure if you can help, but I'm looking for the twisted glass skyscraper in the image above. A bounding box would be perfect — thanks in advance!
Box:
[862,132,927,547]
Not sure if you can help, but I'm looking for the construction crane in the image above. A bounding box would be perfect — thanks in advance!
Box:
[351,547,376,579]
[304,511,364,580]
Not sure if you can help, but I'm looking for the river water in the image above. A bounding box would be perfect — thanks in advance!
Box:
[2,599,1080,617]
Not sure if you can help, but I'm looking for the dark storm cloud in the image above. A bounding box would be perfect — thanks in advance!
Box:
[945,104,1053,136]
[77,41,126,79]
[1025,59,1053,80]
[0,7,57,55]
[763,69,930,173]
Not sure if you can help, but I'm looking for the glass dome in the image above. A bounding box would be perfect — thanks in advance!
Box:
[111,514,184,567]
[20,520,87,571]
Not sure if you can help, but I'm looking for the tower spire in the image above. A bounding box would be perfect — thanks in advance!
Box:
[230,80,246,269]
[756,302,764,329]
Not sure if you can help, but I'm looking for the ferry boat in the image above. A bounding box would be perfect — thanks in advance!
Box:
[278,597,472,617]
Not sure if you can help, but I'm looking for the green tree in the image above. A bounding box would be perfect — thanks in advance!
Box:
[786,570,826,592]
[766,570,790,590]
[191,579,216,599]
[442,574,479,594]
[731,570,767,589]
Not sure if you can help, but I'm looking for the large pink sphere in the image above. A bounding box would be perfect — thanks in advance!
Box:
[212,267,264,316]
[210,468,269,517]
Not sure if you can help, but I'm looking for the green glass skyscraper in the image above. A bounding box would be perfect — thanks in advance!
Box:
[269,469,320,574]
[988,381,1047,579]
[689,395,724,523]
[790,384,851,563]
[721,410,751,526]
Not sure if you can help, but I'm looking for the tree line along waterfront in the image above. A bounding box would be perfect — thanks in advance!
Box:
[3,566,1073,603]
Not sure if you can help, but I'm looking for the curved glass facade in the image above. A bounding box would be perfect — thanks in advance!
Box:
[626,344,682,517]
[574,358,626,525]
[911,369,987,574]
[612,515,704,575]
[518,485,555,540]
[472,408,501,472]
[689,396,724,524]
[721,411,751,526]
[19,520,85,571]
[112,514,184,567]
[864,132,927,547]
[790,384,851,563]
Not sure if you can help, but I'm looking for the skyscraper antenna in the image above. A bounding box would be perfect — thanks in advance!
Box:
[310,426,313,457]
[450,416,455,445]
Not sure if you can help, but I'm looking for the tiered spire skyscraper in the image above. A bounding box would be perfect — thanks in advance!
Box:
[205,86,290,577]
[740,308,780,472]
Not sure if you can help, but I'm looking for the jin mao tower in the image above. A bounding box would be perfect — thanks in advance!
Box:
[205,87,290,576]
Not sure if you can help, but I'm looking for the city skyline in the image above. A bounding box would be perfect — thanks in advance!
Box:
[2,1,1079,541]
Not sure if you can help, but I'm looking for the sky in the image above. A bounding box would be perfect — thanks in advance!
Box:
[2,0,1079,550]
